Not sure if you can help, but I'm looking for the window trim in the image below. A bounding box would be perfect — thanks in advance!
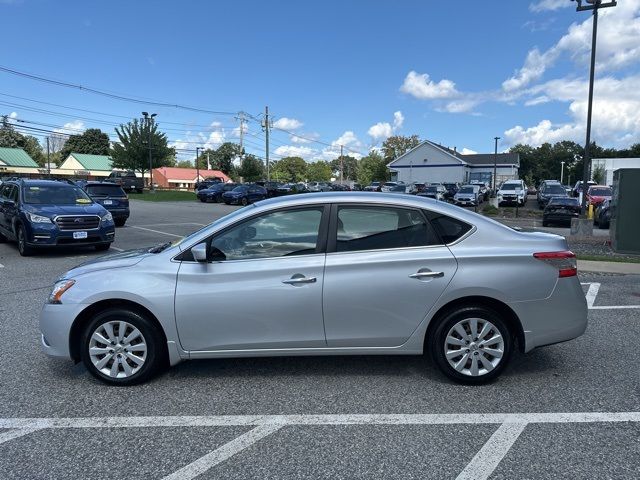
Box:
[326,203,444,255]
[175,204,331,263]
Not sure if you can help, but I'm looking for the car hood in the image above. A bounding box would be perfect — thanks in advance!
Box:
[63,248,150,278]
[25,204,106,217]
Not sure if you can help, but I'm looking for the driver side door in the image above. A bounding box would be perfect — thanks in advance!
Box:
[175,205,329,352]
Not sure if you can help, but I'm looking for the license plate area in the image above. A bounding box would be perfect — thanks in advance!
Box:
[103,200,113,205]
[73,231,88,240]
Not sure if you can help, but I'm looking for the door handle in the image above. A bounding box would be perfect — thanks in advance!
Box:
[409,271,444,279]
[282,276,317,285]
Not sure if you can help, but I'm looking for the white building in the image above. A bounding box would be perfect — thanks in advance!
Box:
[591,157,640,186]
[387,140,520,187]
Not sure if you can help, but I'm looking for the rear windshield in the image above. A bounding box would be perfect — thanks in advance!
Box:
[23,185,93,205]
[501,183,521,191]
[589,188,611,196]
[549,197,579,205]
[545,185,566,194]
[85,184,127,197]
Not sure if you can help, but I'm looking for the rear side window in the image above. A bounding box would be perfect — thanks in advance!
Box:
[336,206,440,252]
[86,184,127,197]
[425,211,473,244]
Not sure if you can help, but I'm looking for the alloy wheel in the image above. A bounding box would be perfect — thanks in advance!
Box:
[88,320,148,378]
[444,318,505,377]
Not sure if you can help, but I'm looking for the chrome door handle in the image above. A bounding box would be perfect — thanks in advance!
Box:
[409,271,444,279]
[282,276,317,285]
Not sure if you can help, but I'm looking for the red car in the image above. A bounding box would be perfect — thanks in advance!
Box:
[586,185,612,206]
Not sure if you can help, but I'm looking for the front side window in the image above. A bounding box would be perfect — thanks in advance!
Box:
[210,207,324,261]
[336,206,439,252]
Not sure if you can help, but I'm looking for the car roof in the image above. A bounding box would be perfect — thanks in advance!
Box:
[85,181,121,186]
[13,179,77,187]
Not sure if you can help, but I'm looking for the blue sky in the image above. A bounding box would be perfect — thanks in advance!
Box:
[1,0,639,161]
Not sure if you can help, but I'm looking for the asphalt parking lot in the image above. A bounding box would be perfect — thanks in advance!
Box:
[1,200,639,479]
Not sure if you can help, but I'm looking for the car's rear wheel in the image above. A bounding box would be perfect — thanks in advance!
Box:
[16,224,33,256]
[429,306,512,384]
[115,218,126,227]
[0,230,6,243]
[542,220,549,227]
[80,309,166,386]
[95,243,111,251]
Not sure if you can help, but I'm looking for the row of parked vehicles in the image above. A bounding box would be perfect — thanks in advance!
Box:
[535,179,612,228]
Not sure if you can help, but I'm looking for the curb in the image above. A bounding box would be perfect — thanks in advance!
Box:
[578,260,640,275]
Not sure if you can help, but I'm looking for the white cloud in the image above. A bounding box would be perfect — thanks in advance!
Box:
[503,48,559,92]
[8,111,17,119]
[400,71,460,99]
[367,111,405,142]
[55,120,85,134]
[290,132,319,144]
[273,117,303,130]
[529,0,571,13]
[210,121,222,128]
[442,99,481,113]
[461,147,478,155]
[524,95,551,106]
[274,145,315,157]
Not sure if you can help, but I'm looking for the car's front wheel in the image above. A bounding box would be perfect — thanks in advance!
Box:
[429,306,512,384]
[80,309,166,386]
[241,197,248,206]
[16,224,33,256]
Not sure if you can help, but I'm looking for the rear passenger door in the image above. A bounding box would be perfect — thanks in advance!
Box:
[322,204,458,348]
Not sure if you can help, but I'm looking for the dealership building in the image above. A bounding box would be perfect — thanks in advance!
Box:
[388,140,520,187]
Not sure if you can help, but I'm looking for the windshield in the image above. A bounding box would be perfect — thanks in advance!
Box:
[85,184,127,197]
[232,186,248,192]
[425,187,437,193]
[500,183,520,191]
[23,185,93,205]
[589,188,611,196]
[459,187,475,194]
[545,185,566,194]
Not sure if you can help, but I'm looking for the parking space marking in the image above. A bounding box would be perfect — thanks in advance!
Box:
[109,246,124,252]
[134,223,206,227]
[581,282,640,310]
[0,427,43,445]
[0,263,3,268]
[456,421,527,480]
[129,226,183,238]
[161,424,282,480]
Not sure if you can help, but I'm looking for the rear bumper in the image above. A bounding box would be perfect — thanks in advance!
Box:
[509,277,588,352]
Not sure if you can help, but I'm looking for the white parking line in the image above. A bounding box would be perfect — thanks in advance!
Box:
[0,263,4,268]
[581,282,640,310]
[129,226,183,238]
[161,424,282,480]
[0,428,43,445]
[109,246,124,252]
[134,223,206,227]
[455,422,527,480]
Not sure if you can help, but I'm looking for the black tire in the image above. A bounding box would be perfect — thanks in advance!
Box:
[199,198,206,203]
[16,224,33,257]
[95,243,111,252]
[0,230,6,243]
[114,218,126,227]
[241,197,248,206]
[542,220,549,227]
[429,306,513,385]
[599,221,608,230]
[80,308,166,386]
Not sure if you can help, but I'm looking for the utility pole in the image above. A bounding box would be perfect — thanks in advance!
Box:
[196,146,202,189]
[339,145,344,183]
[262,106,271,181]
[142,112,157,192]
[493,136,500,195]
[561,161,565,184]
[237,111,246,154]
[46,136,51,179]
[574,0,617,215]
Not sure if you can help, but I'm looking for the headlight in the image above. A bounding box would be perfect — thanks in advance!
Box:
[27,212,52,223]
[48,280,75,304]
[101,212,113,223]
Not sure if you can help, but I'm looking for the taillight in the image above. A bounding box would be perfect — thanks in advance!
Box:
[533,251,577,278]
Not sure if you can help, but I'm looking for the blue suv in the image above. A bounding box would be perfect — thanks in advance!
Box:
[83,181,130,227]
[0,179,115,256]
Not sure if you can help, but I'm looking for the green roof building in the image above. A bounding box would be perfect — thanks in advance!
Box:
[59,152,113,176]
[0,147,40,173]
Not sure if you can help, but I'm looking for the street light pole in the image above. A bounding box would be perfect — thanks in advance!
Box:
[493,136,500,195]
[574,0,616,215]
[195,146,202,190]
[561,161,565,184]
[142,112,157,192]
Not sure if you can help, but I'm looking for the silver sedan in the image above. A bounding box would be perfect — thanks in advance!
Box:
[40,192,587,385]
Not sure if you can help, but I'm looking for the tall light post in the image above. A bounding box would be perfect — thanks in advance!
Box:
[195,146,203,190]
[142,112,157,192]
[493,136,500,195]
[574,0,617,215]
[561,161,566,184]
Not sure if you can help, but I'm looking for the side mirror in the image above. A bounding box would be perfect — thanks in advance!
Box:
[192,242,208,262]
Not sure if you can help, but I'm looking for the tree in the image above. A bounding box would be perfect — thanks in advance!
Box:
[592,164,606,184]
[204,142,242,174]
[110,118,175,179]
[357,150,389,185]
[176,160,194,169]
[58,128,110,162]
[307,160,332,181]
[330,155,358,180]
[237,154,264,181]
[0,117,46,166]
[381,135,420,162]
[271,156,307,182]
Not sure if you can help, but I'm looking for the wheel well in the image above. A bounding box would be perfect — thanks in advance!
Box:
[68,299,168,363]
[424,296,525,353]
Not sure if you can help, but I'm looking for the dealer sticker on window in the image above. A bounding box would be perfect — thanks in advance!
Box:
[73,231,88,240]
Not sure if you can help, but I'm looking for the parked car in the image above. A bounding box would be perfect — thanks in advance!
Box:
[0,179,115,256]
[195,179,223,191]
[497,180,527,206]
[40,191,587,386]
[571,180,597,198]
[388,184,407,193]
[364,181,381,192]
[84,182,130,227]
[196,182,237,203]
[527,185,537,196]
[106,171,144,193]
[470,181,490,201]
[222,184,267,205]
[418,184,446,201]
[330,183,351,191]
[351,183,362,191]
[261,181,283,198]
[585,185,612,207]
[453,185,481,206]
[276,183,308,195]
[380,182,399,192]
[307,182,332,192]
[537,183,569,209]
[442,183,460,200]
[542,197,581,227]
[594,199,611,229]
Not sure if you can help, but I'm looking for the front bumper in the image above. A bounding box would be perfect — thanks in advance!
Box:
[454,198,476,206]
[27,224,115,247]
[509,277,588,352]
[39,302,87,359]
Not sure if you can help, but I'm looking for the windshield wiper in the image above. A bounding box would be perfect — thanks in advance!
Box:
[148,241,171,253]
